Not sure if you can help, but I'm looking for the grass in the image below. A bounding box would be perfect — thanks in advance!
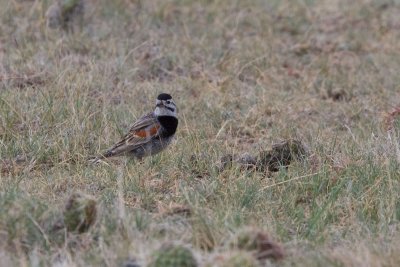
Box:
[1,0,400,266]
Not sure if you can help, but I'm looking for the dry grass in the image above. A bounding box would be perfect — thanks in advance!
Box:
[1,0,400,266]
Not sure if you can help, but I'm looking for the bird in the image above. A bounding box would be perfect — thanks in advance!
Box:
[91,93,178,163]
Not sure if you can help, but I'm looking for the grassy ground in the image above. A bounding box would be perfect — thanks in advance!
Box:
[1,0,400,266]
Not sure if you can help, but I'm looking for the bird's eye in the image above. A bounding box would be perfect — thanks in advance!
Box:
[166,100,171,104]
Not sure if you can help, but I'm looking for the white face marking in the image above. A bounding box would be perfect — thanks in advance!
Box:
[154,99,177,117]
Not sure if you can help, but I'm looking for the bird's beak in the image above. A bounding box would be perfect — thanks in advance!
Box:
[156,102,165,108]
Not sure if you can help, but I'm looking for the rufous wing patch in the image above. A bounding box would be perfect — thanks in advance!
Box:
[149,125,160,136]
[134,129,148,138]
[134,125,160,138]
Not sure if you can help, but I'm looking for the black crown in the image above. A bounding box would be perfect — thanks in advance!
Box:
[157,93,172,101]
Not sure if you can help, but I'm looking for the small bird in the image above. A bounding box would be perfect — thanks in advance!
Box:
[92,93,178,163]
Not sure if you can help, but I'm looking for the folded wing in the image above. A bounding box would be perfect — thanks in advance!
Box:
[102,112,161,158]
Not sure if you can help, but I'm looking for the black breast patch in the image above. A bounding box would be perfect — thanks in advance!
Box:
[157,116,178,137]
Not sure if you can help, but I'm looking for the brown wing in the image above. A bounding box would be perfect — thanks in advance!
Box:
[102,112,161,158]
[128,112,157,132]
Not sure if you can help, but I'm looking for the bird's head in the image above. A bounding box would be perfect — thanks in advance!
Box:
[154,93,177,117]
